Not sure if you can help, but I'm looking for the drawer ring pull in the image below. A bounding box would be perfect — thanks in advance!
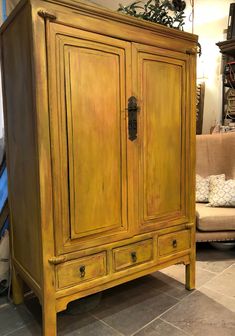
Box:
[131,251,137,263]
[172,239,177,248]
[79,265,86,278]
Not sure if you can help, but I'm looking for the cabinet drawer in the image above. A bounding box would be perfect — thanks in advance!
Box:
[113,239,153,272]
[158,230,190,258]
[56,252,106,289]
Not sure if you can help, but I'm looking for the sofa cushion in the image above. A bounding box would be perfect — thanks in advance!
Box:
[196,203,235,231]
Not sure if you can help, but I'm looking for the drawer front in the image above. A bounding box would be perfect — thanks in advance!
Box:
[113,239,153,272]
[158,230,190,257]
[56,252,106,289]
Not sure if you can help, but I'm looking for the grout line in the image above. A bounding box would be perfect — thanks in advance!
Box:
[4,321,34,336]
[129,289,198,336]
[156,287,181,301]
[131,259,235,336]
[96,260,235,336]
[144,281,182,301]
[4,325,25,336]
[196,265,218,275]
[159,317,192,335]
[155,261,235,318]
[2,258,234,336]
[90,312,125,336]
[0,302,10,311]
[162,288,197,308]
[201,284,235,301]
[197,262,235,288]
[196,259,235,275]
[131,264,234,336]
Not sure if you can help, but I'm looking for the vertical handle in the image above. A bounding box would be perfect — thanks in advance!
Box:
[128,96,138,141]
[172,239,177,248]
[131,251,137,263]
[79,265,86,278]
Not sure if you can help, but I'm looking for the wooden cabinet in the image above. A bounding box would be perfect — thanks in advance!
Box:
[0,1,197,335]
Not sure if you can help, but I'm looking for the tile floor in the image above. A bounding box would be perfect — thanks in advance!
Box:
[0,243,235,335]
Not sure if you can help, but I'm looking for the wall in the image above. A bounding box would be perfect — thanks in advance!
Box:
[0,0,233,135]
[185,0,232,133]
[0,1,20,138]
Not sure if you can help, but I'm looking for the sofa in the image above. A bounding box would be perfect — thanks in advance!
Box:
[196,132,235,242]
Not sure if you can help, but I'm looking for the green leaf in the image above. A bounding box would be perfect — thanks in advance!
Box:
[118,0,186,30]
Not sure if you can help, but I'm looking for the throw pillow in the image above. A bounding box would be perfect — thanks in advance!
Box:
[196,174,209,202]
[208,179,235,207]
[209,174,226,189]
[196,174,225,203]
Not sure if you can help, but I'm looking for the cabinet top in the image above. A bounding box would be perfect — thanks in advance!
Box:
[1,0,198,44]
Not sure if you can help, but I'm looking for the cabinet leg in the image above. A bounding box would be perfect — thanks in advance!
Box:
[42,301,57,336]
[185,261,195,290]
[12,266,24,305]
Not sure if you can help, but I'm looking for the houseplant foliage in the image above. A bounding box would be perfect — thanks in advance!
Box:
[118,0,186,30]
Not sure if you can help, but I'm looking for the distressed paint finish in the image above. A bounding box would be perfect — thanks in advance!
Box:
[0,1,197,335]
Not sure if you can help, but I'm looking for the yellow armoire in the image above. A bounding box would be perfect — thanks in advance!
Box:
[0,0,197,335]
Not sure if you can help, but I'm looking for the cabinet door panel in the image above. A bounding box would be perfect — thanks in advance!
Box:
[65,46,123,239]
[132,44,189,232]
[48,24,132,252]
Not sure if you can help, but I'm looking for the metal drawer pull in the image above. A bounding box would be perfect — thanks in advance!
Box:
[172,239,177,248]
[131,251,137,263]
[79,265,86,278]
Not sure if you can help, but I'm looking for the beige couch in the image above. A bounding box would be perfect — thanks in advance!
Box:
[196,132,235,242]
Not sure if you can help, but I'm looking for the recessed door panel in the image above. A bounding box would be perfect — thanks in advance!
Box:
[143,59,182,218]
[65,46,123,238]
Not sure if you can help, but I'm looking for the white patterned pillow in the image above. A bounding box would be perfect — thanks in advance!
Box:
[196,175,209,202]
[208,179,235,207]
[196,174,225,203]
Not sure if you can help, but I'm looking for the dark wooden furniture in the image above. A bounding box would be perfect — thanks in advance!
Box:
[217,39,235,123]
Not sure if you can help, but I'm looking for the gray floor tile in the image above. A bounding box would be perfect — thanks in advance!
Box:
[6,313,122,336]
[149,272,191,300]
[66,293,103,315]
[58,313,122,336]
[199,286,235,313]
[0,303,33,336]
[161,290,235,336]
[90,280,178,335]
[158,264,217,289]
[196,245,235,273]
[0,295,9,308]
[133,318,189,336]
[4,321,41,336]
[203,265,235,298]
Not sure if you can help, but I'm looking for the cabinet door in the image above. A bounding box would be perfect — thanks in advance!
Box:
[132,44,192,232]
[47,23,133,253]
